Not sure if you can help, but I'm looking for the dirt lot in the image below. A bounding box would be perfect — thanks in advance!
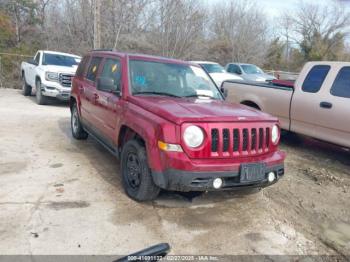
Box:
[0,88,349,257]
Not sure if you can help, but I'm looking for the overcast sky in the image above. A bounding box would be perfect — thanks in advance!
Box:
[261,0,350,17]
[208,0,350,18]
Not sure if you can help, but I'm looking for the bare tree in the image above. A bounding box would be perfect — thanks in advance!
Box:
[209,0,269,65]
[0,0,38,46]
[280,0,350,61]
[100,0,151,51]
[43,0,94,53]
[93,0,101,49]
[149,0,207,59]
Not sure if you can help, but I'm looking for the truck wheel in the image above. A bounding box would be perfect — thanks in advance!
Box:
[22,75,32,96]
[121,140,160,201]
[35,79,47,105]
[71,103,88,140]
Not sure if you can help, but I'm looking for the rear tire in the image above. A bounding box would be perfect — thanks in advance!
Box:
[35,79,47,105]
[71,103,88,140]
[121,139,160,201]
[22,75,32,96]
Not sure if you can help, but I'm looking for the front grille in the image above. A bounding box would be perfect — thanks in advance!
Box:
[210,125,271,157]
[59,73,73,87]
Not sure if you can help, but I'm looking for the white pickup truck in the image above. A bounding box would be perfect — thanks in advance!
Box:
[21,50,81,104]
[223,62,350,148]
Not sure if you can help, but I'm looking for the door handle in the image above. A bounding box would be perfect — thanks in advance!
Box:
[93,93,99,102]
[320,101,332,109]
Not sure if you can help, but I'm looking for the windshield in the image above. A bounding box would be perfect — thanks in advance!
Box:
[241,64,264,74]
[201,63,226,73]
[129,60,223,100]
[43,53,80,67]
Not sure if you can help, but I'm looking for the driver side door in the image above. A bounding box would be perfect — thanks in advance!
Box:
[28,52,41,87]
[94,57,123,147]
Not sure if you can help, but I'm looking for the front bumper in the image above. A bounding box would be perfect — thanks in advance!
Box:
[152,164,284,192]
[42,85,71,101]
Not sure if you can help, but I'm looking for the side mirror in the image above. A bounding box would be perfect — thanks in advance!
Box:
[28,58,38,66]
[97,77,119,94]
[221,86,228,99]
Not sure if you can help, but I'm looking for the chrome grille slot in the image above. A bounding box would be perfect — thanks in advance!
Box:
[59,73,73,87]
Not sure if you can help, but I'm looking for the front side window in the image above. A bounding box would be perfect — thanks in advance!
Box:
[201,63,226,73]
[100,58,121,91]
[129,60,222,100]
[34,53,41,64]
[330,66,350,98]
[302,65,330,93]
[43,53,80,67]
[86,57,102,82]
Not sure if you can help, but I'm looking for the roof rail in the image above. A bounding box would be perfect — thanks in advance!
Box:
[92,48,115,52]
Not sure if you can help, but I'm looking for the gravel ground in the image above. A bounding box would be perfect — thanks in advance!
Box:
[0,89,349,258]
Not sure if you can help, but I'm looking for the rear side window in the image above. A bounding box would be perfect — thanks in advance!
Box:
[302,65,330,93]
[86,56,102,82]
[75,56,89,77]
[330,66,350,98]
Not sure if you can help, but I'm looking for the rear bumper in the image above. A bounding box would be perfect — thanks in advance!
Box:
[151,164,284,192]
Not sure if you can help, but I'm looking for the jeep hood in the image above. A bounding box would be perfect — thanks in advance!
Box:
[129,96,277,125]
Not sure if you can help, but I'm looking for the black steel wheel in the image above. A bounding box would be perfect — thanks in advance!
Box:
[121,139,160,201]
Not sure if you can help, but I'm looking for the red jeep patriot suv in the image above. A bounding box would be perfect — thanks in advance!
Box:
[70,50,286,201]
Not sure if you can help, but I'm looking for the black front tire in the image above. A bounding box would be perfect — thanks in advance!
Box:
[71,103,88,140]
[121,139,160,201]
[36,79,47,105]
[22,75,32,96]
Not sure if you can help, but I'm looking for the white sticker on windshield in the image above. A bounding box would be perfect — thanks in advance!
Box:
[196,89,214,97]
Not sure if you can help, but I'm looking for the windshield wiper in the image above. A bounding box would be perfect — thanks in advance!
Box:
[185,94,216,99]
[133,91,181,98]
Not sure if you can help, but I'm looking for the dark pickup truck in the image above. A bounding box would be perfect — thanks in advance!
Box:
[70,50,286,201]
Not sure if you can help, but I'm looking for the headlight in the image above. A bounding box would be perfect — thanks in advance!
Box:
[183,125,204,148]
[271,125,280,145]
[45,72,59,82]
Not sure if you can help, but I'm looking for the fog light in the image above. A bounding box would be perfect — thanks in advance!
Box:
[268,172,276,183]
[213,178,223,189]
